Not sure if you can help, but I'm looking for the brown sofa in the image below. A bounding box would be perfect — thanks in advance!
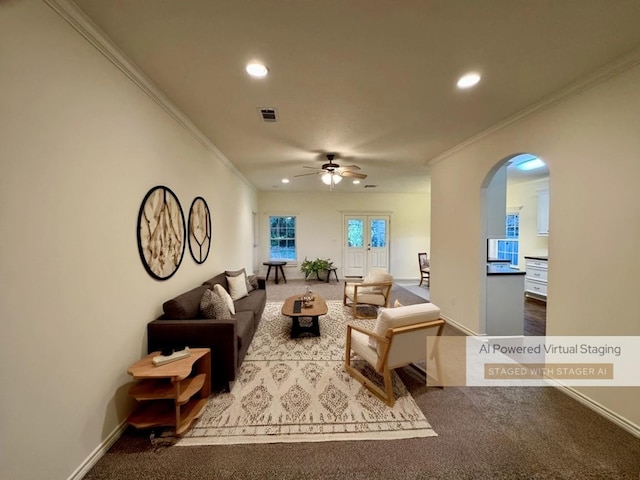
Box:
[147,272,266,391]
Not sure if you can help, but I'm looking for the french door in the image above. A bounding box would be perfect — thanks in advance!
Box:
[343,215,390,278]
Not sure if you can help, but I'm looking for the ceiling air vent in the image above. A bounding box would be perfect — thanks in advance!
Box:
[364,184,378,188]
[258,107,277,122]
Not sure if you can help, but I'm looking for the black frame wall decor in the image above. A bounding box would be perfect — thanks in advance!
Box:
[188,196,212,264]
[137,185,186,280]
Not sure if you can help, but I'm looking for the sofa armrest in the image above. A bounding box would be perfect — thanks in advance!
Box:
[147,318,237,388]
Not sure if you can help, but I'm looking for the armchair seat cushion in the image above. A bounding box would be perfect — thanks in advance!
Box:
[349,329,379,366]
[344,284,388,306]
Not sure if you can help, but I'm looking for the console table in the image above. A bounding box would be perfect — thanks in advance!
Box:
[126,348,211,435]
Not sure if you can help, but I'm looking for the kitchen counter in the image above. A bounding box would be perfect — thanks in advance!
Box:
[487,264,526,275]
[524,255,548,261]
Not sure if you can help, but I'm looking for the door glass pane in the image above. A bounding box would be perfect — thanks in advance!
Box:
[347,219,364,247]
[370,219,386,247]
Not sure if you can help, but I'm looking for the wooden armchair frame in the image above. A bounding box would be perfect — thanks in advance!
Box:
[418,252,430,287]
[343,280,393,319]
[344,318,445,406]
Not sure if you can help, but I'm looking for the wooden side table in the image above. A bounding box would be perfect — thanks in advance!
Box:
[263,261,287,284]
[126,348,211,435]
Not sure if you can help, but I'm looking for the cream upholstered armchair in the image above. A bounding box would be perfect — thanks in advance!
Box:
[343,268,393,319]
[345,302,444,406]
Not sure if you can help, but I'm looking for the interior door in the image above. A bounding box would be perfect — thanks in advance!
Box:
[343,215,390,277]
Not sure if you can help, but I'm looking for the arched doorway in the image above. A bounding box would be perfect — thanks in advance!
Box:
[480,153,549,336]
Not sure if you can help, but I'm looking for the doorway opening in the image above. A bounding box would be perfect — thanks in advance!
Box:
[481,153,549,336]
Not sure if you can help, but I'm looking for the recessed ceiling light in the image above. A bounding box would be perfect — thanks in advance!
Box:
[352,180,361,185]
[281,178,290,184]
[457,72,481,89]
[246,63,269,78]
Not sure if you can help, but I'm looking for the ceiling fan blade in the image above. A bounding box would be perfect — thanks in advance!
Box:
[340,171,367,179]
[302,165,322,170]
[339,165,361,171]
[294,172,321,177]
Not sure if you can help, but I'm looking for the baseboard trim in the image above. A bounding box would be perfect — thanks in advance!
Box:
[553,384,640,439]
[67,420,128,480]
[440,313,478,337]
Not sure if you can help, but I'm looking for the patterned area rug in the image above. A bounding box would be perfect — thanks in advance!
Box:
[176,301,436,446]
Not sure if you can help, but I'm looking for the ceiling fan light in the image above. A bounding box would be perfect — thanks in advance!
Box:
[321,172,342,186]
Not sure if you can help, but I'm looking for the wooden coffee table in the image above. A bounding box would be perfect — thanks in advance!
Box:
[281,294,328,338]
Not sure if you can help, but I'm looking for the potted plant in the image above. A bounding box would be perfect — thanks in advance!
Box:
[300,257,334,281]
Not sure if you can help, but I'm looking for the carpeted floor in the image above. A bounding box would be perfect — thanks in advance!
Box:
[84,280,640,479]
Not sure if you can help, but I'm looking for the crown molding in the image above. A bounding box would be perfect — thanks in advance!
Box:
[43,0,255,191]
[428,47,640,167]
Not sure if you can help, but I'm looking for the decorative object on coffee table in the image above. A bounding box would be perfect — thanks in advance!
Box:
[127,347,211,435]
[187,196,211,264]
[137,185,185,280]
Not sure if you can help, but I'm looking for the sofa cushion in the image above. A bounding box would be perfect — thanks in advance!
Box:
[163,285,210,319]
[203,273,228,291]
[234,311,254,355]
[214,284,236,315]
[200,289,231,319]
[227,272,249,300]
[234,288,267,322]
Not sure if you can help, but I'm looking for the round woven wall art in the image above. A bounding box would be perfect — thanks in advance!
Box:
[136,185,186,280]
[188,196,211,264]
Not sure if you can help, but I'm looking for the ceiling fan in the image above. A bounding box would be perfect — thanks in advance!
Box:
[294,153,367,189]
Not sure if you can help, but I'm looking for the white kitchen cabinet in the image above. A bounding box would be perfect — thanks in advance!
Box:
[537,190,549,236]
[524,257,548,301]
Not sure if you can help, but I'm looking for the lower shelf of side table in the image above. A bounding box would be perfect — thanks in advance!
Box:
[127,397,208,435]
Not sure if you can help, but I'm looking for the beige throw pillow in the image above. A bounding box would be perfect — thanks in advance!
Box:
[213,284,236,315]
[227,273,249,300]
[225,268,253,293]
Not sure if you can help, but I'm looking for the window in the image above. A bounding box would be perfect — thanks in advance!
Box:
[497,213,520,266]
[269,216,296,261]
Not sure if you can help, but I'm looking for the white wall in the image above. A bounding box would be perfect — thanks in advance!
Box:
[257,191,431,281]
[0,2,256,479]
[430,60,640,431]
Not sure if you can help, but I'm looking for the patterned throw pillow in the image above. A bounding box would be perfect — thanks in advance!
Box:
[200,289,231,319]
[214,283,236,315]
[247,274,259,292]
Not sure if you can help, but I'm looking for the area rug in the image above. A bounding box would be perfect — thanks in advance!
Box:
[176,301,437,445]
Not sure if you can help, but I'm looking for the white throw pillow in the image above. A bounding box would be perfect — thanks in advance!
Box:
[213,284,236,315]
[227,273,249,301]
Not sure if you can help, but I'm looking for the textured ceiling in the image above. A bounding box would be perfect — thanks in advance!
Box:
[73,0,640,192]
